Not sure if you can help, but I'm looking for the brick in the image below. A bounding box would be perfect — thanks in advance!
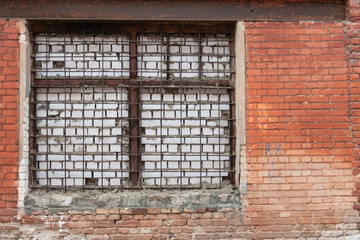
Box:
[92,221,114,228]
[110,235,128,240]
[170,219,187,226]
[131,208,147,215]
[139,220,162,227]
[95,215,108,221]
[68,221,91,228]
[108,214,120,221]
[116,220,139,228]
[0,209,17,216]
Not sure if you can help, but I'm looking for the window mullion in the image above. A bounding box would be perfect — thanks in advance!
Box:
[129,31,140,188]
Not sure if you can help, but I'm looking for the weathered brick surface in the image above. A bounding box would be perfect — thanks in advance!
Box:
[0,19,19,217]
[244,21,359,238]
[1,17,360,239]
[347,0,360,21]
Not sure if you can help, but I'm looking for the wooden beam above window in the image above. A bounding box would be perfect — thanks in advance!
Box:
[0,0,345,21]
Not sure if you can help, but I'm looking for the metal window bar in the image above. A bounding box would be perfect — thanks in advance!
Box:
[198,30,203,189]
[82,24,85,190]
[45,25,49,191]
[101,25,105,190]
[63,24,67,191]
[30,23,235,190]
[120,25,124,192]
[229,30,236,186]
[216,26,221,189]
[139,29,144,189]
[179,29,184,190]
[160,29,164,190]
[29,27,37,188]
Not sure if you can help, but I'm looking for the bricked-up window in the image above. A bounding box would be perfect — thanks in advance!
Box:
[30,23,235,190]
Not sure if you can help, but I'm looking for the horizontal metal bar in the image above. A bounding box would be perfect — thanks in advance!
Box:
[30,153,235,157]
[0,0,345,21]
[31,185,230,190]
[32,85,235,91]
[31,136,235,140]
[32,79,233,87]
[31,101,236,105]
[32,168,234,172]
[30,101,235,106]
[31,54,234,59]
[31,39,235,44]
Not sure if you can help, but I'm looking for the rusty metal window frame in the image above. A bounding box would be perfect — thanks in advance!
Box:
[29,22,236,191]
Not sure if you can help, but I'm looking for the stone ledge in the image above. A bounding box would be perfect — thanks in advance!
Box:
[24,186,241,214]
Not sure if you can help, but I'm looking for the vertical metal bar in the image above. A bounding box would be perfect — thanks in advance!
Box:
[129,31,140,187]
[198,30,202,79]
[30,29,39,189]
[216,25,221,189]
[120,25,124,191]
[30,88,37,188]
[160,28,164,190]
[101,24,105,190]
[179,27,183,190]
[130,32,137,80]
[63,24,67,191]
[82,24,85,190]
[198,31,202,188]
[29,32,37,187]
[139,28,143,189]
[229,30,236,186]
[45,25,49,191]
[166,33,170,81]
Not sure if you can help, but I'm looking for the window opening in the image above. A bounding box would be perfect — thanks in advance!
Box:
[30,23,235,190]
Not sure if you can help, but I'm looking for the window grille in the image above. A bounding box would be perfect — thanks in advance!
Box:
[30,23,236,190]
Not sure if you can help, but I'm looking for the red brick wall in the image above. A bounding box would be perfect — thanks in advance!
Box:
[0,19,19,221]
[1,18,360,239]
[244,21,358,238]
